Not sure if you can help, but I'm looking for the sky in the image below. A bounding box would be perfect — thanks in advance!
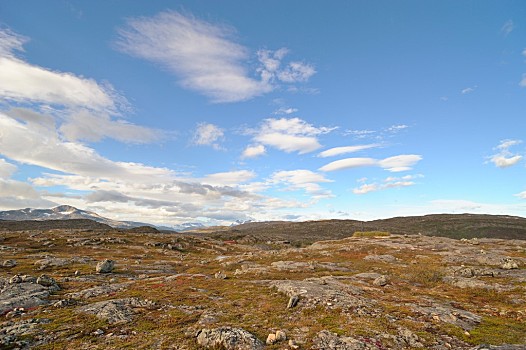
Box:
[0,1,525,226]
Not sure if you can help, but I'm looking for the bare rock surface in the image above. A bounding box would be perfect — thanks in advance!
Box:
[0,275,59,315]
[67,282,131,299]
[270,276,370,311]
[76,297,155,324]
[196,327,264,350]
[312,330,378,350]
[409,303,482,330]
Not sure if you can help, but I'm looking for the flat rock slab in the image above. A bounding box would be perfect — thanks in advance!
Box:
[0,282,50,315]
[197,327,264,350]
[76,297,155,324]
[409,303,481,330]
[312,330,379,350]
[269,277,369,311]
[67,282,131,299]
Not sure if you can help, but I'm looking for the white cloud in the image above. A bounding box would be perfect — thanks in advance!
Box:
[461,87,474,94]
[0,30,121,113]
[501,20,514,36]
[116,11,315,103]
[0,28,26,57]
[318,143,381,158]
[520,74,526,87]
[378,154,423,172]
[320,154,422,172]
[250,117,336,154]
[202,170,256,186]
[319,157,377,172]
[516,191,526,199]
[0,28,161,145]
[489,139,523,168]
[491,155,522,168]
[273,107,298,115]
[352,183,379,194]
[0,158,17,178]
[269,169,333,198]
[277,61,316,83]
[352,174,421,194]
[0,112,173,182]
[386,124,409,133]
[192,123,224,149]
[58,110,160,143]
[241,144,266,159]
[0,158,57,210]
[522,48,526,58]
[345,129,376,138]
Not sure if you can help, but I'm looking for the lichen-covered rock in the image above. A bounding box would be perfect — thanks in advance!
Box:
[197,327,264,350]
[1,259,17,268]
[501,258,519,270]
[0,279,51,314]
[372,275,389,286]
[76,298,155,324]
[363,254,397,263]
[312,330,378,349]
[95,259,115,273]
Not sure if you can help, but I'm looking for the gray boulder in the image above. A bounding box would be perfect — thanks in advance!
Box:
[197,327,264,350]
[95,259,115,273]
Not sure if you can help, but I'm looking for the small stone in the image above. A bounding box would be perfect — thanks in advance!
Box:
[287,295,300,309]
[74,270,81,276]
[9,275,22,284]
[288,339,299,349]
[96,259,115,273]
[92,329,104,336]
[37,274,57,287]
[501,259,519,270]
[2,259,17,268]
[373,275,389,286]
[275,330,287,342]
[266,333,277,345]
[214,271,227,279]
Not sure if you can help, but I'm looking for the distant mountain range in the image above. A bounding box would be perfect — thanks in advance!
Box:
[0,205,207,232]
[0,205,151,229]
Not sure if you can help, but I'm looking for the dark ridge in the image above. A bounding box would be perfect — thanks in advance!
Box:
[125,226,160,233]
[207,214,526,245]
[0,219,113,231]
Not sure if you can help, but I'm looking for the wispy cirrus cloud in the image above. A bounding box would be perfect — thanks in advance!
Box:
[116,11,316,103]
[247,117,336,155]
[501,19,514,36]
[273,107,298,115]
[318,143,381,158]
[461,86,477,94]
[319,154,422,172]
[488,139,523,168]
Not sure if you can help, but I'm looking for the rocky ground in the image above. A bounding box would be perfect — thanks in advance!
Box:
[0,227,525,349]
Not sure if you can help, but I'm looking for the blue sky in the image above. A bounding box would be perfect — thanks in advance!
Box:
[0,1,525,226]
